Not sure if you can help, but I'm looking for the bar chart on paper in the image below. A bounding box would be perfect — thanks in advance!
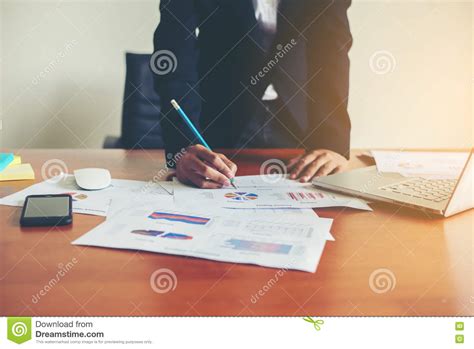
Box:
[131,230,193,240]
[287,191,326,201]
[171,177,372,210]
[72,201,334,272]
[148,211,210,225]
[224,239,292,254]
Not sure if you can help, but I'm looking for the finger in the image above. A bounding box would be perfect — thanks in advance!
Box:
[189,157,230,186]
[314,162,338,178]
[331,165,343,175]
[289,153,319,179]
[200,180,224,189]
[187,172,223,189]
[286,155,302,171]
[165,171,176,181]
[219,154,238,176]
[196,148,234,178]
[297,155,330,182]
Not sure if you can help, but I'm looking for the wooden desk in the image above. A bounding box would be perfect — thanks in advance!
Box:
[0,149,472,316]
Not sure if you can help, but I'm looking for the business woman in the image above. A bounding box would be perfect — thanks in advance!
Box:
[153,0,353,188]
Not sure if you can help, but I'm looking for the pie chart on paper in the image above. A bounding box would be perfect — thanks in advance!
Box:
[224,192,259,201]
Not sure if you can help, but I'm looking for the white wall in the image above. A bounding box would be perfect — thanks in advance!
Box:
[348,0,473,149]
[0,0,472,149]
[1,0,160,149]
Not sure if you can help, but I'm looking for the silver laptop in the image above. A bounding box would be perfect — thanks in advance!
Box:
[313,151,473,217]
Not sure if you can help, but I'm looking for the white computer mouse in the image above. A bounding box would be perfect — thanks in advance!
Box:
[74,168,111,190]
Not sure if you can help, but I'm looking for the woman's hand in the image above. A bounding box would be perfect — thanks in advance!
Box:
[287,149,348,182]
[176,145,238,188]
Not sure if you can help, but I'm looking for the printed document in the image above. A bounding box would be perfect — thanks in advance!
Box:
[73,202,334,272]
[0,175,171,216]
[173,177,371,210]
[371,151,469,179]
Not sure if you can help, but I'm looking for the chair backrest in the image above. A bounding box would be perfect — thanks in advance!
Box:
[121,52,164,149]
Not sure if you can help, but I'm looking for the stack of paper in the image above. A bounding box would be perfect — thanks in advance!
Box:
[73,175,372,272]
[0,172,372,273]
[73,201,334,272]
[0,153,35,181]
[371,150,469,179]
[172,175,372,210]
[0,174,172,217]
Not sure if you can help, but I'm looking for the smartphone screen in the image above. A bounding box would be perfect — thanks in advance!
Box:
[21,195,72,227]
[24,196,70,217]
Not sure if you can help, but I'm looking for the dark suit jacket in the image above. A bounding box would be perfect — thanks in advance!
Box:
[153,0,353,158]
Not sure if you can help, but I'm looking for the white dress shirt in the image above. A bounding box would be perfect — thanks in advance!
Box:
[253,0,280,101]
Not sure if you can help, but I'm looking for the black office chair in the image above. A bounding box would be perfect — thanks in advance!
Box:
[103,52,164,149]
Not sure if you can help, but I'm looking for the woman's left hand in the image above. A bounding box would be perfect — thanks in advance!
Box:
[287,149,348,182]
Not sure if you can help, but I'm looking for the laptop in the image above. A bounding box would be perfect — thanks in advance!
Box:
[313,151,473,217]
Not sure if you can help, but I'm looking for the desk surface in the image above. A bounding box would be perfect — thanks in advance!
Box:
[0,149,472,316]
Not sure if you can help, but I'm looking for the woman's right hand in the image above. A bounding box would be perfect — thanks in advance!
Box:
[175,145,238,189]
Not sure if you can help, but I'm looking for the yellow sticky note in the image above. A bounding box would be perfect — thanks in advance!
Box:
[0,163,35,181]
[6,155,22,167]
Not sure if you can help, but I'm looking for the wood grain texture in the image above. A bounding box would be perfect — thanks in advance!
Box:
[0,149,472,316]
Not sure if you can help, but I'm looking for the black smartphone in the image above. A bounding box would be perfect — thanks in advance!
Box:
[20,194,73,227]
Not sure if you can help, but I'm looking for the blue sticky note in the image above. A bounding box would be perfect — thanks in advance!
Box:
[0,153,14,172]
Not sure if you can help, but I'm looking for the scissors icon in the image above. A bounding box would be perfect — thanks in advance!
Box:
[303,316,324,331]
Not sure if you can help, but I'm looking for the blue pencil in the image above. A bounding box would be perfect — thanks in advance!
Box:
[171,99,237,188]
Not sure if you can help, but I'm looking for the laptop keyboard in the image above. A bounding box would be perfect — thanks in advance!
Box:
[379,178,457,202]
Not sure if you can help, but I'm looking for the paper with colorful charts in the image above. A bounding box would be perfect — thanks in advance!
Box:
[172,176,371,211]
[72,201,334,272]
